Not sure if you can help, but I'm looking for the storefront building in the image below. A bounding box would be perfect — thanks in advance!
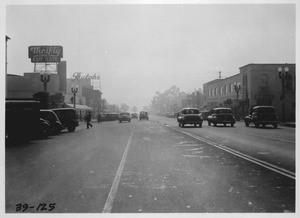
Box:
[203,63,295,121]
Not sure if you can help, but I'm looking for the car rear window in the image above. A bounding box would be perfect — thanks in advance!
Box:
[181,109,199,114]
[214,109,232,114]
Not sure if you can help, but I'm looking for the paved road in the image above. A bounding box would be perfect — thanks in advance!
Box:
[6,117,295,213]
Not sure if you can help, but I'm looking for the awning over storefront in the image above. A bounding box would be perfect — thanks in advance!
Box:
[65,103,93,111]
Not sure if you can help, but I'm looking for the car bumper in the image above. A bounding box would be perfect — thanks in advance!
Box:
[213,120,236,124]
[180,120,203,124]
[256,121,279,124]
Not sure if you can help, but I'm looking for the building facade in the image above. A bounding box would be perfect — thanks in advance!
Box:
[7,61,67,108]
[6,61,102,119]
[203,64,295,121]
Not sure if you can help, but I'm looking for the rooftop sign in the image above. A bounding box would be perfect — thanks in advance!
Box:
[28,45,63,63]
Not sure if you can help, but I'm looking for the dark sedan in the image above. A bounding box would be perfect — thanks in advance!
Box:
[40,109,64,135]
[244,106,279,128]
[177,108,203,128]
[207,108,236,127]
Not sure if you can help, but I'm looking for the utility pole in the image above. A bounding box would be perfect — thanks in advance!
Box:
[6,35,11,98]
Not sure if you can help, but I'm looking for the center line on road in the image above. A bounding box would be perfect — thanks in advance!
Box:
[102,131,134,213]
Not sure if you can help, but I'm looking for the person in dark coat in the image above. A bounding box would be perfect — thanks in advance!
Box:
[85,111,93,129]
[97,113,102,123]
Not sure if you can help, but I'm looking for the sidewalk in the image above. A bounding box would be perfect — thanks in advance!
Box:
[280,122,296,128]
[234,120,295,128]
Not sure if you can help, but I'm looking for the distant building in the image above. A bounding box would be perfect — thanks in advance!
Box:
[66,77,102,119]
[6,61,67,108]
[6,61,102,119]
[203,63,295,121]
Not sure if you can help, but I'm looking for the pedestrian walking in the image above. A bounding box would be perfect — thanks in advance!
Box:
[97,113,102,123]
[85,111,93,129]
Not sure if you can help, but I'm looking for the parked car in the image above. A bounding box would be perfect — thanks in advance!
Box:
[200,110,210,121]
[131,113,138,118]
[177,108,203,128]
[51,108,79,132]
[244,106,279,128]
[5,99,52,144]
[119,112,131,123]
[139,111,149,121]
[39,118,52,138]
[40,109,64,135]
[207,108,236,127]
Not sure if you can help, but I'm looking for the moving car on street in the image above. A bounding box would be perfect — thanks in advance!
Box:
[119,112,131,123]
[207,107,236,127]
[177,107,203,128]
[52,108,79,132]
[244,106,280,128]
[139,111,149,121]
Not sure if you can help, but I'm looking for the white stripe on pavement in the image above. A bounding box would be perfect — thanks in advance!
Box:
[102,131,134,213]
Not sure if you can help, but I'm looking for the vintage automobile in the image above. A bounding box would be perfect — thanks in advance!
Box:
[207,108,236,127]
[51,108,79,132]
[40,109,64,135]
[5,99,52,145]
[177,108,203,128]
[119,112,131,123]
[131,113,138,119]
[244,106,280,128]
[139,111,149,121]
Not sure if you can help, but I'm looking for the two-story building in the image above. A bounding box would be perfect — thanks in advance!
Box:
[203,63,295,121]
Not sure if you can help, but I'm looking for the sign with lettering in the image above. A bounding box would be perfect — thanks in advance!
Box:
[71,72,100,82]
[28,46,63,63]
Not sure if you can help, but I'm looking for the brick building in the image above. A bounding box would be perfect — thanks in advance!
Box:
[203,63,295,121]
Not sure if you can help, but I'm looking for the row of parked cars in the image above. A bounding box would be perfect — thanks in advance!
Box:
[177,106,280,129]
[40,108,79,135]
[6,99,80,145]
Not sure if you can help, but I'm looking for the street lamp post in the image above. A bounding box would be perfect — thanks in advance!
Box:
[278,65,289,122]
[71,85,79,109]
[40,71,51,92]
[234,82,241,100]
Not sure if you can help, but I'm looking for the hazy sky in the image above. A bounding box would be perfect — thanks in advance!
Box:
[5,2,295,110]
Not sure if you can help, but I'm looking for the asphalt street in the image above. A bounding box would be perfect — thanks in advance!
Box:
[5,116,295,213]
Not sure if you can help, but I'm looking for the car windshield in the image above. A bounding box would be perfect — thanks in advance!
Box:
[214,109,232,114]
[181,109,199,114]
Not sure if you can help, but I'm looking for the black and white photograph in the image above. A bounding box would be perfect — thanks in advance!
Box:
[2,0,298,216]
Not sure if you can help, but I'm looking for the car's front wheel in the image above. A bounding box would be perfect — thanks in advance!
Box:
[231,123,234,127]
[208,121,211,126]
[67,125,76,132]
[213,122,217,127]
[199,123,202,128]
[273,123,278,129]
[245,121,249,127]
